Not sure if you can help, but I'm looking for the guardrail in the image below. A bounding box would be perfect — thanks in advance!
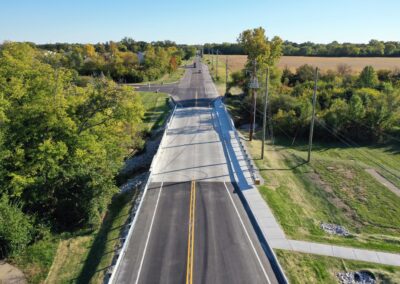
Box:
[108,103,177,284]
[216,100,261,185]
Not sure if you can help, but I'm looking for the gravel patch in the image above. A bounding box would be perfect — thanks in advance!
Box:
[120,172,148,193]
[337,271,375,284]
[321,223,350,236]
[122,137,162,174]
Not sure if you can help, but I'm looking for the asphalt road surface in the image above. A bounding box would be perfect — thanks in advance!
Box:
[114,58,280,284]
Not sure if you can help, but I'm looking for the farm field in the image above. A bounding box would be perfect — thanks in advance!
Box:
[204,54,400,73]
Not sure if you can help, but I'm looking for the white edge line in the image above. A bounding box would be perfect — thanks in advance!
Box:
[110,104,177,283]
[223,181,272,284]
[217,100,288,283]
[109,175,151,284]
[135,182,164,284]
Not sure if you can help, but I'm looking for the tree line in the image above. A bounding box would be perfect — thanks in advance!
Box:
[227,28,400,144]
[204,40,400,57]
[34,38,197,83]
[0,42,147,257]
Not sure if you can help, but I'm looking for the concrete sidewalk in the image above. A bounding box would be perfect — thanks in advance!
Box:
[214,99,400,267]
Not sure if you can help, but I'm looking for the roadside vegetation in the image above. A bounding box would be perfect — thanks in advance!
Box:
[0,41,174,282]
[38,38,196,83]
[276,250,400,283]
[245,134,400,252]
[45,189,137,284]
[139,92,171,132]
[223,26,400,256]
[204,40,400,57]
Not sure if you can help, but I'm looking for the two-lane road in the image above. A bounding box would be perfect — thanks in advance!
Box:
[113,58,280,284]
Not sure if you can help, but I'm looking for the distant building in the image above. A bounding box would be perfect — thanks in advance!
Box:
[137,52,145,64]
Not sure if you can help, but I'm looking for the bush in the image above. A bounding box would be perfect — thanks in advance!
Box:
[0,198,32,257]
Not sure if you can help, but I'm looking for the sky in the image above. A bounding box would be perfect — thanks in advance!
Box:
[1,0,399,44]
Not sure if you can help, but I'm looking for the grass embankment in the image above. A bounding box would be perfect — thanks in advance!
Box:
[277,250,400,283]
[45,190,137,284]
[139,92,170,132]
[10,190,137,284]
[11,236,59,283]
[243,131,400,253]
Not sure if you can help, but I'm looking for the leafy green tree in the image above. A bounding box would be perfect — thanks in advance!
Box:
[296,64,315,83]
[238,27,283,69]
[357,66,379,88]
[0,42,144,230]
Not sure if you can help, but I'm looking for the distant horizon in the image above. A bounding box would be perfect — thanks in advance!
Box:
[1,38,399,46]
[1,0,399,45]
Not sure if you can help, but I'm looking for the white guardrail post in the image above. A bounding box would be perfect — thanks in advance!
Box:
[108,104,177,284]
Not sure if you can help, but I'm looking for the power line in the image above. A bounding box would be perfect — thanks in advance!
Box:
[316,118,400,181]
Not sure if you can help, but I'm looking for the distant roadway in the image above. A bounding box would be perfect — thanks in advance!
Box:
[114,58,280,283]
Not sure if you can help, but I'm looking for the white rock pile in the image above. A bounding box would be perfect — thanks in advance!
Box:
[337,271,375,284]
[321,223,350,236]
[120,172,148,193]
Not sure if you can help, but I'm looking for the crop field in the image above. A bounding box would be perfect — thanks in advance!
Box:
[204,55,400,73]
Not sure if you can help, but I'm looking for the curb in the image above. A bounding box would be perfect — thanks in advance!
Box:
[214,99,289,284]
[108,104,177,284]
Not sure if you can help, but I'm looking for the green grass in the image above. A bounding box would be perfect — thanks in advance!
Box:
[276,250,400,283]
[139,92,171,131]
[45,190,138,283]
[243,132,400,253]
[203,54,229,83]
[11,235,59,284]
[202,55,242,96]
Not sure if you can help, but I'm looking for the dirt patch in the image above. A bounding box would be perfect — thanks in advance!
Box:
[0,261,26,284]
[338,167,355,180]
[308,171,360,226]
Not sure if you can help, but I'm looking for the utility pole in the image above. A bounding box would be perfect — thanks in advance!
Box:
[225,56,228,95]
[249,59,258,141]
[216,50,219,80]
[261,67,269,159]
[307,67,319,163]
[211,49,214,72]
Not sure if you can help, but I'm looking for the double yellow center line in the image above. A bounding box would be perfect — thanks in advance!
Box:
[186,180,196,284]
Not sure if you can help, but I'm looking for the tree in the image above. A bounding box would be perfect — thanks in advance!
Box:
[296,64,315,83]
[184,46,196,60]
[0,42,144,230]
[238,27,283,69]
[357,66,379,88]
[168,56,178,73]
[337,64,352,77]
[84,44,96,58]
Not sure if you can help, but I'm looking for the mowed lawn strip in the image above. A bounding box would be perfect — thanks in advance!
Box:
[276,250,400,284]
[139,92,170,131]
[244,133,400,253]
